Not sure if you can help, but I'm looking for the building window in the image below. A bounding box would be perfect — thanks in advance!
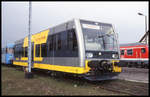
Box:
[41,43,47,57]
[36,44,40,57]
[141,48,146,53]
[127,49,133,55]
[120,50,124,55]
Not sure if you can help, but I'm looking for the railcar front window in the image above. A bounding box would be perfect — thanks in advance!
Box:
[81,23,118,52]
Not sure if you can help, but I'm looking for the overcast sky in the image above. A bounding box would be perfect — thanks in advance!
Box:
[2,1,149,48]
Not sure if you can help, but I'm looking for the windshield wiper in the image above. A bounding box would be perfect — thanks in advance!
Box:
[98,33,116,41]
[98,33,117,50]
[98,34,106,50]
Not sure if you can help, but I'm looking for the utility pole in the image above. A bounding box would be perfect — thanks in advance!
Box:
[138,12,148,44]
[144,15,148,45]
[25,1,33,79]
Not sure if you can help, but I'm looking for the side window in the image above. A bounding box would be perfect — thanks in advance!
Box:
[18,47,21,57]
[53,35,56,51]
[127,49,133,55]
[21,47,24,57]
[2,48,4,54]
[23,47,24,57]
[57,33,61,50]
[49,35,53,51]
[15,44,23,58]
[72,30,78,51]
[41,43,47,57]
[141,48,146,53]
[14,46,17,57]
[67,29,72,50]
[67,29,78,51]
[25,47,28,57]
[36,44,40,57]
[9,48,14,54]
[19,47,23,57]
[14,45,20,58]
[5,48,7,54]
[6,48,8,53]
[120,50,124,55]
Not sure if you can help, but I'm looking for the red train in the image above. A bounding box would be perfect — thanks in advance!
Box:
[119,42,149,68]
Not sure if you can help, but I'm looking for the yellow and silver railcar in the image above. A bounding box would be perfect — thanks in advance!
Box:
[13,19,121,80]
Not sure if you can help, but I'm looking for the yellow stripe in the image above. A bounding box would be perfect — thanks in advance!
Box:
[13,60,121,74]
[15,58,19,60]
[23,29,49,47]
[113,66,122,72]
[85,60,121,73]
[85,60,91,73]
[34,57,43,61]
[112,60,122,72]
[13,61,28,66]
[20,57,43,61]
[13,61,90,74]
[34,63,88,74]
[21,57,28,61]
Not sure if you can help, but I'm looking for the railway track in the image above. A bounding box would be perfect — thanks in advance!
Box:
[93,81,148,96]
[97,85,135,95]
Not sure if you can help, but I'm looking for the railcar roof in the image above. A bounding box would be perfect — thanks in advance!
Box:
[79,18,112,25]
[120,42,146,47]
[14,18,113,45]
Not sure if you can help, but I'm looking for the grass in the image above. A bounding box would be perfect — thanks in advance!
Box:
[2,65,148,96]
[1,65,121,96]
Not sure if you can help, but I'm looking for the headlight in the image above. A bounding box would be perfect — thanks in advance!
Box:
[112,54,118,58]
[98,52,102,55]
[86,53,93,58]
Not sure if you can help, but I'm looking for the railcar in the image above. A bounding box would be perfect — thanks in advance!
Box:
[2,43,14,65]
[120,42,149,68]
[13,19,121,80]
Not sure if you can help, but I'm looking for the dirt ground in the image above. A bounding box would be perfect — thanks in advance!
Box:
[118,67,149,83]
[1,65,149,96]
